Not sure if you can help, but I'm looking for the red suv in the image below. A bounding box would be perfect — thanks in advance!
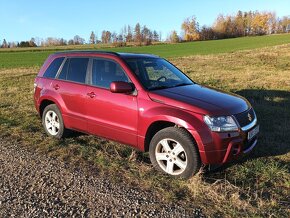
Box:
[34,51,259,178]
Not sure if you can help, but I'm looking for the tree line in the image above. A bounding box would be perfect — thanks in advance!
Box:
[95,23,160,46]
[1,10,289,48]
[170,10,290,42]
[0,23,161,48]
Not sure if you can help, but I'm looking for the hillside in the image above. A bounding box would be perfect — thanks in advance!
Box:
[0,34,290,69]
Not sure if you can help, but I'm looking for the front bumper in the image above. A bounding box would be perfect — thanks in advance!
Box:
[221,136,258,164]
[193,122,259,165]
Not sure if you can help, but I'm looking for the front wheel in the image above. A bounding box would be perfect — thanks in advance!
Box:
[149,127,201,179]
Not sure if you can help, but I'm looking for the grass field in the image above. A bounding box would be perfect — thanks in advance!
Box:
[0,36,289,216]
[0,34,290,68]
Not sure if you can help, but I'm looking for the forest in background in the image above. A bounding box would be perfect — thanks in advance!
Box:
[1,10,290,48]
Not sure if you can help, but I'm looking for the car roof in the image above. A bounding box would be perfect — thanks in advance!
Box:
[53,51,159,59]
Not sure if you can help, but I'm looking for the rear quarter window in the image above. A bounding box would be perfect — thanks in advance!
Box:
[43,57,65,78]
[57,58,89,84]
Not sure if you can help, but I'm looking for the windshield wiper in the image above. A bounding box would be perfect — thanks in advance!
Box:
[149,83,193,91]
[149,86,171,91]
[172,83,193,88]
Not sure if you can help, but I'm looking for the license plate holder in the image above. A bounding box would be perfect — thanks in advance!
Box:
[248,125,259,140]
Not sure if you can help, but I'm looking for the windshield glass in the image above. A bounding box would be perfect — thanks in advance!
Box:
[124,58,194,90]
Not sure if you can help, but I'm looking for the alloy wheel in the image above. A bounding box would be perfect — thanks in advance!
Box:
[155,138,188,175]
[44,110,60,136]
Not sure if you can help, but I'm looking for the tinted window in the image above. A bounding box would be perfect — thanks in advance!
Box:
[92,59,129,88]
[67,58,89,83]
[43,57,64,78]
[58,58,89,83]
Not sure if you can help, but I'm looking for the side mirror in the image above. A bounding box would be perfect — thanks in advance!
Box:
[110,81,134,94]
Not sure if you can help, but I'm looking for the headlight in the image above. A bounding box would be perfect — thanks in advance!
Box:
[203,115,238,132]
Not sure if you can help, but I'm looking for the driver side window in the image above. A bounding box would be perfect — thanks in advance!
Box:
[91,59,130,89]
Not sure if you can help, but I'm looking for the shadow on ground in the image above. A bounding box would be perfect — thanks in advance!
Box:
[207,89,290,175]
[236,89,290,158]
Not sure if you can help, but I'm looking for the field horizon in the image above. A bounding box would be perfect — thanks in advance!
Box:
[0,33,290,69]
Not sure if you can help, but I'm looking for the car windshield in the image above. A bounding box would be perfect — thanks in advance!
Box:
[124,58,194,90]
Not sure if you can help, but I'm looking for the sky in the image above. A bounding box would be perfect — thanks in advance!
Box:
[0,0,289,42]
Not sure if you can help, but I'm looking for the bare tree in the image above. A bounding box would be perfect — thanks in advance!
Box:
[126,25,133,42]
[122,25,127,42]
[29,38,37,47]
[68,39,74,45]
[199,26,215,40]
[34,37,42,46]
[141,25,152,45]
[59,38,67,45]
[9,42,17,48]
[101,30,111,43]
[134,23,142,45]
[111,32,118,43]
[73,35,85,45]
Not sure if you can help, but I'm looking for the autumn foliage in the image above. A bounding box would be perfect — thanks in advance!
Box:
[180,11,290,42]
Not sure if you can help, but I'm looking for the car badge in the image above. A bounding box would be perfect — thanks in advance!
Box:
[248,113,252,122]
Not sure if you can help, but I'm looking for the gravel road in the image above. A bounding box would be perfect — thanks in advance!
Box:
[0,139,204,217]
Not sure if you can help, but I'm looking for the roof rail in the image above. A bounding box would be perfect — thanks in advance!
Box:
[54,50,120,56]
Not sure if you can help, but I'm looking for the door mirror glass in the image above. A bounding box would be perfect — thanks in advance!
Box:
[110,81,133,93]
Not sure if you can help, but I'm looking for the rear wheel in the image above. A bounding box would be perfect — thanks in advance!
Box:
[42,104,67,139]
[149,127,201,179]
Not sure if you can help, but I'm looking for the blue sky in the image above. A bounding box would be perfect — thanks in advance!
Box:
[0,0,289,42]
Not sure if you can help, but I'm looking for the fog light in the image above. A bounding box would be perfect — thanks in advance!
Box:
[232,144,240,155]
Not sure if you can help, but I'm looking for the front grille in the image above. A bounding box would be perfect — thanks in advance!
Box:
[234,108,255,128]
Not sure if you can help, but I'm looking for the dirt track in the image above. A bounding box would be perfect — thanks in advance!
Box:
[0,139,204,217]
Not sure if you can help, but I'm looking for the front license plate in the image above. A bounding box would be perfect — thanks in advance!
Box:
[248,125,259,140]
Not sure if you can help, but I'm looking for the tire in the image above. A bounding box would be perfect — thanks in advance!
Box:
[149,127,201,179]
[42,104,67,139]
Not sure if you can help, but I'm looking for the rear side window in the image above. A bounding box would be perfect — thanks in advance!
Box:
[58,58,89,83]
[43,57,64,78]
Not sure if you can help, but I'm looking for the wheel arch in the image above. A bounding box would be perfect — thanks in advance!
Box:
[148,125,202,178]
[39,99,56,118]
[38,93,66,118]
[143,118,200,152]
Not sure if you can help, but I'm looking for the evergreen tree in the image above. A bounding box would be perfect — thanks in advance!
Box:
[1,39,8,48]
[169,30,179,43]
[89,31,96,44]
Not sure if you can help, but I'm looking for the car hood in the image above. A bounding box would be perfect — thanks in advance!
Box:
[148,84,250,115]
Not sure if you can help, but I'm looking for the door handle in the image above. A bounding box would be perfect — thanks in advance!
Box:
[53,84,60,90]
[87,92,96,98]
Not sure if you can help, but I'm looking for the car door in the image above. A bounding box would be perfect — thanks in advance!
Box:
[52,57,89,131]
[85,57,138,146]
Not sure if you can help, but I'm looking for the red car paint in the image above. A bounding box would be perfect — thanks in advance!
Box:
[34,51,258,165]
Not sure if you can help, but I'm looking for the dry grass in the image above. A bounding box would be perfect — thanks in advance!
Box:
[0,45,289,217]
